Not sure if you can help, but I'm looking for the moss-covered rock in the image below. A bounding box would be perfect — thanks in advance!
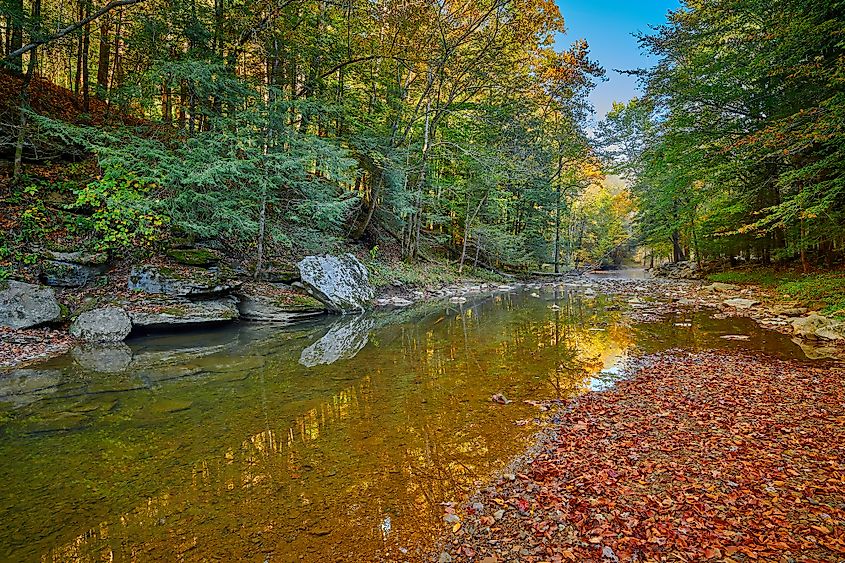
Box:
[165,248,221,267]
[128,265,238,297]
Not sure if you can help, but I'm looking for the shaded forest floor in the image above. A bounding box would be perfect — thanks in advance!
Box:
[440,351,845,562]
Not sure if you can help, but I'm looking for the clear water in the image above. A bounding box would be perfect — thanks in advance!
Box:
[0,286,810,562]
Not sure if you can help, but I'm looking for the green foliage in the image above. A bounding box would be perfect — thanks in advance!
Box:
[366,258,504,289]
[604,0,845,264]
[74,171,168,253]
[779,274,845,318]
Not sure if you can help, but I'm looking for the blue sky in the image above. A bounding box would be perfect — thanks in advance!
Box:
[554,0,681,119]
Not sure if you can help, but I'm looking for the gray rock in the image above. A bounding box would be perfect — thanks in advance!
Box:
[791,313,842,340]
[258,268,300,284]
[816,322,845,341]
[164,248,221,267]
[128,265,237,297]
[297,254,374,313]
[0,281,62,329]
[236,292,325,322]
[129,296,240,329]
[652,261,701,279]
[43,250,108,265]
[72,342,133,372]
[40,260,107,287]
[70,307,132,342]
[702,282,740,292]
[299,315,374,367]
[39,251,108,287]
[723,297,760,309]
[770,304,809,317]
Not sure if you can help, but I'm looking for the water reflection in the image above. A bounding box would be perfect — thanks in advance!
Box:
[0,287,811,562]
[299,315,375,367]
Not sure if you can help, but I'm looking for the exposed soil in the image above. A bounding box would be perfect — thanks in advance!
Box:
[436,351,845,562]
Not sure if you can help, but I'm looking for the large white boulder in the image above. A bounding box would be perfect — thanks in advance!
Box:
[297,254,374,313]
[0,281,62,329]
[70,307,132,342]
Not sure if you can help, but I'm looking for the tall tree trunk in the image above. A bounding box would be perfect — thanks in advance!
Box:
[13,0,40,179]
[671,230,686,263]
[9,0,23,73]
[553,179,562,273]
[73,1,83,104]
[254,190,267,279]
[95,14,110,99]
[81,2,91,113]
[176,79,185,128]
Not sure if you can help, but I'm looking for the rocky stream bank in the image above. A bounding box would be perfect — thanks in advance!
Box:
[3,259,845,369]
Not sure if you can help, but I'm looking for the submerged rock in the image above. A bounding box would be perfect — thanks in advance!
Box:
[0,281,62,329]
[297,254,374,313]
[70,307,132,342]
[0,368,61,407]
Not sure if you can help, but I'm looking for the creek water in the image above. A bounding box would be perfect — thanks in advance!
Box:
[0,285,810,562]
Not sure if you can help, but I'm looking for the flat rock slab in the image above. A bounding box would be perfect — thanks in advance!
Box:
[723,297,760,309]
[128,265,238,297]
[129,297,239,329]
[0,281,62,329]
[297,254,374,313]
[236,292,325,322]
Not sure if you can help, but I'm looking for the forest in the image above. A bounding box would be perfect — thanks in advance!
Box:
[1,2,845,562]
[0,0,843,276]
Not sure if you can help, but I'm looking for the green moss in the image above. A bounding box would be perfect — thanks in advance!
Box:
[159,306,190,317]
[165,248,220,267]
[273,293,324,311]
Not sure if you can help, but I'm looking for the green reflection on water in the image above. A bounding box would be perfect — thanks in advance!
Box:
[0,287,808,562]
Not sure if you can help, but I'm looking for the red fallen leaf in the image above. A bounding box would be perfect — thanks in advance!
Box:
[703,547,722,559]
[516,499,530,512]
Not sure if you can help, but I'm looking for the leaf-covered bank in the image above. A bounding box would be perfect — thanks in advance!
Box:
[439,351,845,562]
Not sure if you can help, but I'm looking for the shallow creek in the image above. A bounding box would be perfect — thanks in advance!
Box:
[0,285,810,562]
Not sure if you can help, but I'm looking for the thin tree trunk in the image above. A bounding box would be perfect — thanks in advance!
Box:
[13,0,40,179]
[9,0,23,73]
[81,2,91,113]
[554,180,561,273]
[95,14,110,99]
[254,191,267,279]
